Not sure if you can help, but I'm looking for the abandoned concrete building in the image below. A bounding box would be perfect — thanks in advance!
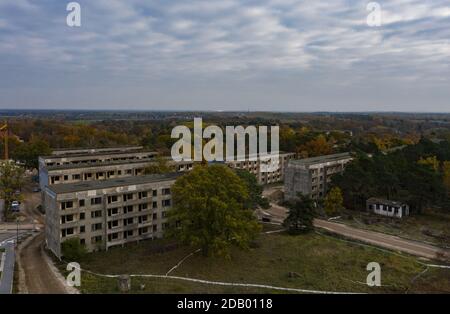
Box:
[366,198,410,219]
[40,146,298,258]
[45,173,180,257]
[284,152,353,200]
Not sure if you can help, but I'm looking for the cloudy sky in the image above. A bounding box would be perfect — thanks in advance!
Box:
[0,0,449,112]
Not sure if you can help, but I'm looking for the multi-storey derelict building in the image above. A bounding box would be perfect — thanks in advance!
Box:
[284,152,353,200]
[40,148,295,192]
[39,146,298,257]
[45,174,180,257]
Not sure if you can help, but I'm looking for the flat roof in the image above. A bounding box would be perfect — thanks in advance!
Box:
[290,152,352,166]
[45,156,193,171]
[46,157,156,171]
[40,149,158,160]
[51,145,143,153]
[47,173,182,194]
[367,197,406,207]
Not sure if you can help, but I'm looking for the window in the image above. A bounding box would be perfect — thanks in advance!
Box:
[138,215,148,224]
[138,191,148,199]
[91,236,102,244]
[61,201,73,210]
[152,201,157,209]
[152,190,157,197]
[91,197,102,205]
[139,203,148,211]
[64,175,69,181]
[72,174,81,180]
[152,213,157,220]
[139,227,149,235]
[123,193,133,201]
[92,223,103,231]
[123,218,134,226]
[80,238,85,245]
[162,199,171,207]
[79,199,85,207]
[108,233,119,241]
[91,210,102,218]
[108,220,119,229]
[162,211,167,218]
[107,195,118,204]
[108,208,119,216]
[124,230,133,238]
[118,170,122,175]
[80,212,85,220]
[123,205,133,214]
[61,214,74,224]
[162,188,171,195]
[153,225,157,232]
[80,226,85,233]
[61,228,74,237]
[126,169,132,175]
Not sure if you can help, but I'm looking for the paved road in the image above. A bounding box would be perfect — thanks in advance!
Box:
[0,231,29,245]
[20,232,67,294]
[0,242,15,294]
[261,203,450,261]
[0,232,16,243]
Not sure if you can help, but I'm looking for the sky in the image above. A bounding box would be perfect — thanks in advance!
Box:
[0,0,449,112]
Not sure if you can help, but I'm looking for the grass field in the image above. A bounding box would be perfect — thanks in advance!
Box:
[57,231,450,294]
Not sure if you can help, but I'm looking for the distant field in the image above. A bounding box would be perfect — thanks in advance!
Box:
[57,232,450,294]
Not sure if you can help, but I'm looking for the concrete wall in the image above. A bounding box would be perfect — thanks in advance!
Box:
[284,164,311,201]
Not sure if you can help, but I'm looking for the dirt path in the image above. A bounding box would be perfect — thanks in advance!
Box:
[20,232,67,294]
[17,186,67,294]
[315,219,449,260]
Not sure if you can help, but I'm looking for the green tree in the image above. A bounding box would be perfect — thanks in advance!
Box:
[167,165,261,258]
[443,161,450,195]
[61,238,87,261]
[0,161,25,219]
[13,137,51,169]
[324,187,344,216]
[283,194,317,234]
[418,156,440,172]
[144,156,172,175]
[235,169,269,209]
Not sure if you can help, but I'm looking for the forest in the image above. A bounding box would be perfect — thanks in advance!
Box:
[1,111,449,214]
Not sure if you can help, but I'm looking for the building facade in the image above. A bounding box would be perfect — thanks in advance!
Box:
[45,174,180,258]
[284,152,353,200]
[38,149,158,172]
[226,152,296,185]
[40,158,193,190]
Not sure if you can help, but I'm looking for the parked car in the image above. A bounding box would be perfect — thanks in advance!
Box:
[11,201,20,212]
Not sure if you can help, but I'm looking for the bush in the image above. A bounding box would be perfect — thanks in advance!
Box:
[61,238,87,261]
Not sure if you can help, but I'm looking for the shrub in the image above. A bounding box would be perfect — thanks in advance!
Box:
[61,238,87,261]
